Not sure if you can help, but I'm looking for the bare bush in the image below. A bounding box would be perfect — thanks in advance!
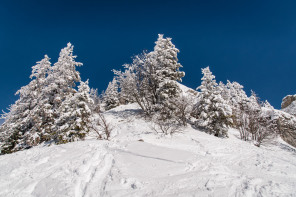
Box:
[150,115,181,135]
[170,95,194,126]
[238,113,250,141]
[253,113,277,147]
[254,127,275,147]
[92,112,114,140]
[236,101,277,146]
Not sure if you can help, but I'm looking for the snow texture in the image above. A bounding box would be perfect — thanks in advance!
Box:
[0,103,296,197]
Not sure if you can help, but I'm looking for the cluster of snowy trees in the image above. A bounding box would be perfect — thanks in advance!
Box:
[106,34,184,116]
[1,34,295,154]
[0,43,105,154]
[104,34,187,133]
[196,68,279,146]
[103,34,291,146]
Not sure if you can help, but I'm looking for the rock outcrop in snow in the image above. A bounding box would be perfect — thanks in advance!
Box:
[275,110,296,147]
[281,94,296,116]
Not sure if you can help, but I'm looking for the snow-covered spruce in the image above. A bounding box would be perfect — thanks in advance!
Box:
[150,34,185,103]
[0,43,96,154]
[0,55,52,153]
[193,67,232,137]
[103,78,120,110]
[54,80,94,144]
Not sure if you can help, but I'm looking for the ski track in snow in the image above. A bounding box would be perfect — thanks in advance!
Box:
[1,103,296,197]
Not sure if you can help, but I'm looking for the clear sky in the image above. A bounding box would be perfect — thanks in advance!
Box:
[0,0,295,113]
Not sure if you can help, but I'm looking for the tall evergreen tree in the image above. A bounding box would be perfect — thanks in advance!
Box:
[0,43,87,154]
[148,34,185,102]
[220,80,249,129]
[0,55,52,153]
[54,80,94,144]
[194,67,232,137]
[42,43,83,141]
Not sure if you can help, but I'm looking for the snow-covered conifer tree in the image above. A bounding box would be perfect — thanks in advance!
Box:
[194,67,232,137]
[28,55,53,141]
[0,55,52,153]
[227,81,248,108]
[30,55,52,84]
[90,88,101,113]
[103,78,120,110]
[219,81,229,102]
[41,43,83,141]
[149,34,185,102]
[221,80,249,129]
[113,64,136,105]
[146,34,185,120]
[50,42,82,101]
[54,80,94,144]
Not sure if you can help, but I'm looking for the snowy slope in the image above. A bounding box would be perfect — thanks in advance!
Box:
[1,103,296,197]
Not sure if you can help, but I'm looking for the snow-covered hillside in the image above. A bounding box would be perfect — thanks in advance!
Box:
[1,103,296,197]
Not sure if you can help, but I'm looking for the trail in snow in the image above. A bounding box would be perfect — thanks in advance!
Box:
[0,103,296,197]
[0,142,114,197]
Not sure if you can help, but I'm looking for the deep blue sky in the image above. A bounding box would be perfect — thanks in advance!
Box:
[0,0,296,117]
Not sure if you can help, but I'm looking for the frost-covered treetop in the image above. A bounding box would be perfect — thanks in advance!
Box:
[53,42,83,85]
[198,66,217,93]
[30,55,52,80]
[78,79,91,94]
[151,34,184,82]
[154,34,179,54]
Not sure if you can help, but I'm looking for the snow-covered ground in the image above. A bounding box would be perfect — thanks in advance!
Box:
[1,103,296,197]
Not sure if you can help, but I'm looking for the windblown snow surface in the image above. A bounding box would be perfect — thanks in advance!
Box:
[1,103,296,197]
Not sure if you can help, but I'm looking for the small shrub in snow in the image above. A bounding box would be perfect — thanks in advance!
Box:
[170,95,194,126]
[150,113,181,135]
[93,112,114,140]
[151,118,181,136]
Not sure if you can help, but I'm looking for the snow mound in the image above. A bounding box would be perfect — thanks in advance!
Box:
[1,104,296,196]
[177,82,198,97]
